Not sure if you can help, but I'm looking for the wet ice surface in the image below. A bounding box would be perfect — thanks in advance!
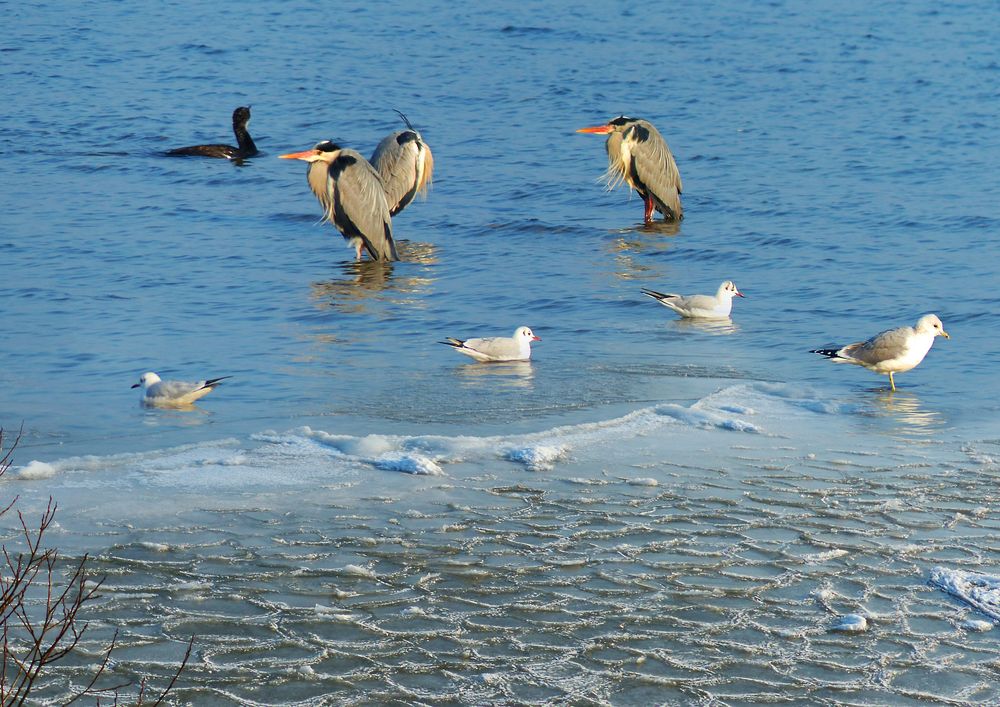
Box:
[16,385,1000,705]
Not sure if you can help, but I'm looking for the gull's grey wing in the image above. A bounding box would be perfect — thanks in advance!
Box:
[678,294,716,310]
[841,325,913,365]
[464,336,518,359]
[627,120,682,218]
[329,150,399,261]
[148,379,202,400]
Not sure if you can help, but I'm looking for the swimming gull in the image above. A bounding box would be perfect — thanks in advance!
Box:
[641,281,745,319]
[440,326,540,362]
[132,372,233,407]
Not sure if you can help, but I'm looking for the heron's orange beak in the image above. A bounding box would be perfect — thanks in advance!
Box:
[576,125,612,134]
[278,149,320,160]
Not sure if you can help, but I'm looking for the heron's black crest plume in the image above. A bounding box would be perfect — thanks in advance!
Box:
[393,109,416,132]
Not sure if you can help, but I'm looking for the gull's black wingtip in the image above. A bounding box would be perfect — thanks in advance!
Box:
[204,375,234,387]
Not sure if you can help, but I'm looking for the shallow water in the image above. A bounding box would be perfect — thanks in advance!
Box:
[3,0,1000,703]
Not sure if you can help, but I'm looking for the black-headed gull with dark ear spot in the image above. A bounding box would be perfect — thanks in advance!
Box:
[131,372,233,407]
[810,314,950,391]
[440,326,540,362]
[641,280,745,319]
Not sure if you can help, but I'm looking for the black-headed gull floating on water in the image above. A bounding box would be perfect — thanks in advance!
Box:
[441,326,540,362]
[132,372,232,407]
[641,280,745,319]
[810,314,950,391]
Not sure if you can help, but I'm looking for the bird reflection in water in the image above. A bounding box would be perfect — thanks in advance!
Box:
[607,222,679,282]
[454,360,534,390]
[611,220,681,248]
[638,219,682,237]
[310,241,437,313]
[870,390,944,437]
[671,317,739,336]
[141,406,212,425]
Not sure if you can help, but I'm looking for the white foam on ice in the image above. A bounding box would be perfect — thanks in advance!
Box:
[929,567,1000,622]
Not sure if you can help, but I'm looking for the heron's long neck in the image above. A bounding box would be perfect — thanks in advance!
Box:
[307,162,333,216]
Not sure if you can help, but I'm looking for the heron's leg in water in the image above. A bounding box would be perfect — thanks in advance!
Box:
[643,196,654,224]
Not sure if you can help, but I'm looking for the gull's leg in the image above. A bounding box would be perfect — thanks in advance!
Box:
[889,372,896,392]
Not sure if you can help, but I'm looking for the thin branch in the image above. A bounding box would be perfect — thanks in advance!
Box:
[145,635,195,707]
[0,427,191,704]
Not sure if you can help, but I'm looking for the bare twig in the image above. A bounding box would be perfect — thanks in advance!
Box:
[0,426,191,703]
[145,635,195,706]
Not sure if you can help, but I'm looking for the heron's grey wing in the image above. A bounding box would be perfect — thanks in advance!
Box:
[371,131,419,215]
[628,121,683,218]
[843,326,913,365]
[329,151,399,261]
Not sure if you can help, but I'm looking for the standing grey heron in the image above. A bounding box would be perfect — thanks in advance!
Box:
[370,111,434,216]
[577,116,682,223]
[279,141,399,262]
[167,106,258,160]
